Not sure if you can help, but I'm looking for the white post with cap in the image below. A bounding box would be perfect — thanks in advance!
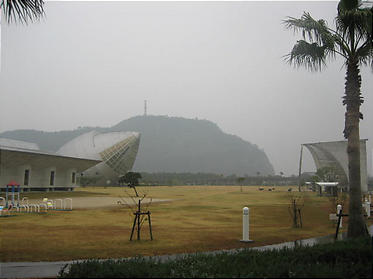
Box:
[337,204,342,228]
[240,207,253,242]
[364,199,370,218]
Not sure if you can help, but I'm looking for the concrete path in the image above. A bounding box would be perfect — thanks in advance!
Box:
[26,197,171,209]
[0,261,74,279]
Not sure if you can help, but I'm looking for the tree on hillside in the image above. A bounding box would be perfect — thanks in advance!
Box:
[1,0,44,23]
[284,0,372,238]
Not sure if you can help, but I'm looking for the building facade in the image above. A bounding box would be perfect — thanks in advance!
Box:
[0,131,140,190]
[0,138,101,191]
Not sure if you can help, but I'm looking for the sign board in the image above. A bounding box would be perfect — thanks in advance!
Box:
[329,213,337,221]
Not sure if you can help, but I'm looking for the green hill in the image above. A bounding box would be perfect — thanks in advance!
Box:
[0,115,274,176]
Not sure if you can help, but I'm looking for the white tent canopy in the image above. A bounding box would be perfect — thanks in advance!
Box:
[300,140,368,193]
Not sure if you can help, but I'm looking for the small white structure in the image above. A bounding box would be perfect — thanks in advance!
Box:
[316,182,339,189]
[317,182,339,195]
[240,207,253,243]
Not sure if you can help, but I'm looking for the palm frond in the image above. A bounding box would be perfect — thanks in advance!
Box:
[1,0,44,23]
[357,43,373,65]
[337,0,360,12]
[284,12,336,49]
[285,40,330,72]
[336,7,372,47]
[332,32,351,58]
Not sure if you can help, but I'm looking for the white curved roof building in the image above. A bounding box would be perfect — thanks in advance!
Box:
[57,131,140,185]
[0,138,101,191]
[0,138,40,150]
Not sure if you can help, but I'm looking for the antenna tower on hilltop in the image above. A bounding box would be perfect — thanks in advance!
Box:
[144,100,147,116]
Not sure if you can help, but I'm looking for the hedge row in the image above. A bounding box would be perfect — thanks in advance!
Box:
[58,237,372,278]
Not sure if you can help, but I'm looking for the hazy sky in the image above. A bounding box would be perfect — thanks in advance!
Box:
[0,1,372,176]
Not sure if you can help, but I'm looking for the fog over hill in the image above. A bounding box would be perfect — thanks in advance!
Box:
[0,115,274,176]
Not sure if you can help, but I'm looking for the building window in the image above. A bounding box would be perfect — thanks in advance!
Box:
[24,169,30,186]
[50,171,55,186]
[71,172,76,184]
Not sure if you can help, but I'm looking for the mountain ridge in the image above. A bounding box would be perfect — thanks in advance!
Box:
[0,115,274,176]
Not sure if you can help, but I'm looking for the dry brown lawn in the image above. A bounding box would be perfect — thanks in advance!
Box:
[0,185,354,262]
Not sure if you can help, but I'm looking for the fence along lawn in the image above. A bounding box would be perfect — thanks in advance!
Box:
[0,185,347,262]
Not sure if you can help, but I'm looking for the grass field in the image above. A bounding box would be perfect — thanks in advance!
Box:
[0,185,355,262]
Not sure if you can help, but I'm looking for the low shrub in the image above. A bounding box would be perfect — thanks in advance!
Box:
[58,237,372,278]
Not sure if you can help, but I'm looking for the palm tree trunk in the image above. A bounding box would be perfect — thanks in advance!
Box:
[343,59,367,238]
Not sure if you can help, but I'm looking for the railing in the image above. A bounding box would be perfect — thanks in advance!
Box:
[16,205,29,213]
[28,204,40,213]
[0,197,73,214]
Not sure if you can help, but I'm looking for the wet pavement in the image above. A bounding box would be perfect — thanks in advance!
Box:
[1,226,371,279]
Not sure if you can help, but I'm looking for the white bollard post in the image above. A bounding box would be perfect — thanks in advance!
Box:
[240,207,253,243]
[337,204,342,228]
[364,199,370,218]
[367,201,371,218]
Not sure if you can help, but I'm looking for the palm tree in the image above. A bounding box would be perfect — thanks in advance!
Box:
[284,0,372,238]
[1,0,44,23]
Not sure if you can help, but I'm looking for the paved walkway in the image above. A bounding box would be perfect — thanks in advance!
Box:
[0,261,75,279]
[26,197,171,209]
